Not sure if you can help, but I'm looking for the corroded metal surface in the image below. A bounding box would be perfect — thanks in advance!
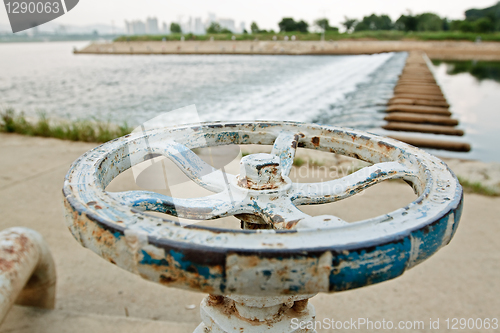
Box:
[196,293,317,332]
[63,121,463,296]
[0,228,56,324]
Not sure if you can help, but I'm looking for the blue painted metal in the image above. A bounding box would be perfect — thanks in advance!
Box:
[63,121,463,296]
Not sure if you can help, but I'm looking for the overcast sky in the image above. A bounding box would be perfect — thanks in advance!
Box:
[1,0,497,31]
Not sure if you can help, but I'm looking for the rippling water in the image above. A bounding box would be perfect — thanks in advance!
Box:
[3,41,496,161]
[0,41,403,128]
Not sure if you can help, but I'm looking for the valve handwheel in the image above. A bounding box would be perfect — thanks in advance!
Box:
[63,121,462,330]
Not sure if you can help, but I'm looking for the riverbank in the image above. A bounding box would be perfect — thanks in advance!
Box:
[0,109,131,143]
[0,133,499,332]
[75,40,500,61]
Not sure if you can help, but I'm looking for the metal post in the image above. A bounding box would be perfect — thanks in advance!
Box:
[194,154,317,332]
[0,227,56,324]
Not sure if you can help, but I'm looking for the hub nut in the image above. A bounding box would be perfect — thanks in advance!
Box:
[238,153,285,190]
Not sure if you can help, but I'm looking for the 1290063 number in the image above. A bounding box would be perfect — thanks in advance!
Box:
[5,2,60,14]
[446,318,498,330]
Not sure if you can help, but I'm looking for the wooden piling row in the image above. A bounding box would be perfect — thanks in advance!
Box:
[383,52,470,152]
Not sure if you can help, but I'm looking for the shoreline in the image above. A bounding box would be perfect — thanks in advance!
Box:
[75,40,500,61]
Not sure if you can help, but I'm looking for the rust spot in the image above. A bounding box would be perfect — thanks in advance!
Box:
[271,215,285,223]
[285,219,301,229]
[159,274,177,284]
[207,294,225,306]
[94,205,103,210]
[255,163,279,171]
[292,299,309,313]
[92,227,116,247]
[377,141,396,151]
[311,136,320,147]
[0,258,14,271]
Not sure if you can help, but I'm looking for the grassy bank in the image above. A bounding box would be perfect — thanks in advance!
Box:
[115,31,500,42]
[457,176,500,197]
[0,109,131,143]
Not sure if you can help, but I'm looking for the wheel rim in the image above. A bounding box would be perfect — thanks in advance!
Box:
[63,121,463,296]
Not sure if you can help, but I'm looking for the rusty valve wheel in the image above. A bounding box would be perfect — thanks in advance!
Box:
[63,121,462,297]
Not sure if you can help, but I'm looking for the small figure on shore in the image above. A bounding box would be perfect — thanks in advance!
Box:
[284,36,289,41]
[291,35,296,41]
[272,35,277,41]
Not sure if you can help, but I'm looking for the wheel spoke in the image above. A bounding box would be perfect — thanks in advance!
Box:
[109,190,247,220]
[255,198,311,229]
[149,141,236,193]
[291,162,419,205]
[294,215,349,229]
[271,132,300,177]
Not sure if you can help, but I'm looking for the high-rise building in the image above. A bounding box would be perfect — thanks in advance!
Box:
[218,18,235,32]
[125,20,147,35]
[207,13,217,25]
[194,17,204,34]
[146,17,159,34]
[162,22,170,34]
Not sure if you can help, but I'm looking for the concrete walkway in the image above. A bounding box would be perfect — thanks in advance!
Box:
[0,133,499,332]
[76,40,500,61]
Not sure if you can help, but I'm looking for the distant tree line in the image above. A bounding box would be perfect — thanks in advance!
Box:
[342,2,500,33]
[153,2,500,36]
[245,2,500,35]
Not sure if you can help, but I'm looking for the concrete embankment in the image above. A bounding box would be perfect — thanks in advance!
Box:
[75,40,500,60]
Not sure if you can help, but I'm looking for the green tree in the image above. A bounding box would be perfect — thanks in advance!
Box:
[170,22,181,33]
[341,17,357,32]
[314,18,339,32]
[278,18,309,33]
[354,14,393,31]
[465,2,500,31]
[415,13,443,31]
[450,20,463,31]
[459,20,475,32]
[442,18,450,31]
[295,20,309,33]
[250,22,260,34]
[474,17,494,32]
[395,14,418,31]
[206,22,232,34]
[279,18,297,32]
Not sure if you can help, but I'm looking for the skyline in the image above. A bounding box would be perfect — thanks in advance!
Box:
[1,0,498,34]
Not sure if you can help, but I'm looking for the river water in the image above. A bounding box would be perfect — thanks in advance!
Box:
[0,41,498,161]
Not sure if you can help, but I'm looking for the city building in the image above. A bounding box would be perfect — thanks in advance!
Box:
[194,17,204,35]
[218,18,235,32]
[146,17,159,34]
[125,20,146,35]
[162,22,170,34]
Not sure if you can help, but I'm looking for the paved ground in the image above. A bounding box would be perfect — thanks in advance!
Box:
[0,133,499,332]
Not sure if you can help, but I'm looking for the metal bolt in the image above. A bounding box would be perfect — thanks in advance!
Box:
[238,153,285,190]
